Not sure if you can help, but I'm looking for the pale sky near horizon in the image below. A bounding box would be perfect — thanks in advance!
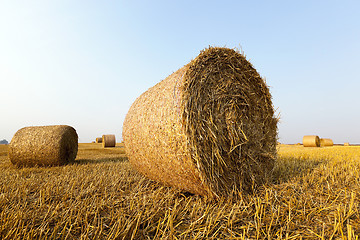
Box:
[1,1,360,144]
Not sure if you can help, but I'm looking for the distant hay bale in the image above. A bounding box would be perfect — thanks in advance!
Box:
[303,135,320,147]
[344,142,350,146]
[95,137,102,143]
[320,138,334,147]
[102,135,116,148]
[8,125,78,167]
[123,47,278,198]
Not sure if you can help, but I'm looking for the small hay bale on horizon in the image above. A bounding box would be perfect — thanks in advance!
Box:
[95,137,102,143]
[344,142,350,146]
[8,125,78,167]
[123,47,278,198]
[320,138,334,147]
[303,135,320,147]
[102,134,116,148]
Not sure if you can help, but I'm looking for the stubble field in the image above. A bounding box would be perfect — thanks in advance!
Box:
[0,143,359,239]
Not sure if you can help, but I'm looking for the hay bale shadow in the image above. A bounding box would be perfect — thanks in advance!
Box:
[75,156,128,165]
[271,157,326,184]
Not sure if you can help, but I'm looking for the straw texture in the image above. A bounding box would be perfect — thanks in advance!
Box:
[320,138,333,147]
[96,137,102,143]
[123,47,278,198]
[303,135,320,147]
[102,135,116,148]
[8,125,78,167]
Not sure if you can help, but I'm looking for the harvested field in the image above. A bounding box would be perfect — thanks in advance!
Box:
[0,143,360,239]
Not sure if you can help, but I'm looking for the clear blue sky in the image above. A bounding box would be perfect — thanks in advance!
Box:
[1,1,359,144]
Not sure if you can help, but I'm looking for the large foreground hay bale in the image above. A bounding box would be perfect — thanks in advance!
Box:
[102,134,116,148]
[303,135,320,147]
[320,138,333,147]
[96,137,102,143]
[8,125,78,167]
[123,47,278,198]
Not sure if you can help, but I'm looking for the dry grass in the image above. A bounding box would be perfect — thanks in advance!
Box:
[1,143,360,239]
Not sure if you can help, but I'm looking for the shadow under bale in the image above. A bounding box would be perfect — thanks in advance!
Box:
[75,156,128,165]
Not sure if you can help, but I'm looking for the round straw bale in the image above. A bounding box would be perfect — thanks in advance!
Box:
[303,135,320,147]
[96,137,102,143]
[102,134,116,148]
[320,138,333,147]
[344,142,350,146]
[8,125,78,167]
[123,47,278,198]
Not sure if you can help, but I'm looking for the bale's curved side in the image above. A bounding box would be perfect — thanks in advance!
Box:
[123,68,208,196]
[320,138,333,147]
[123,47,278,198]
[102,135,116,148]
[96,137,102,143]
[303,135,320,147]
[8,125,78,167]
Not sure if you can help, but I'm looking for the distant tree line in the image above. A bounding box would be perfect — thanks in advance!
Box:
[0,139,8,144]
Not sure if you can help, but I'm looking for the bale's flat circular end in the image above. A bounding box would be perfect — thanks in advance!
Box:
[182,47,278,195]
[8,125,78,167]
[96,137,103,143]
[102,135,116,148]
[303,135,320,147]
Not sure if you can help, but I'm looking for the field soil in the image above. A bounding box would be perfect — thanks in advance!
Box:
[0,143,360,239]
